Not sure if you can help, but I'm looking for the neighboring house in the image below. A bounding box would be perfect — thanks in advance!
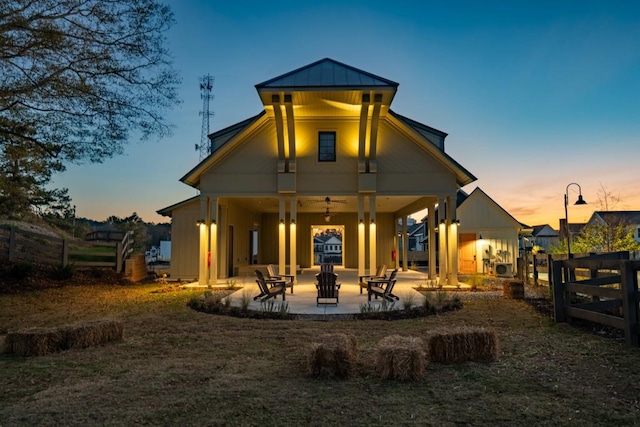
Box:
[558,218,587,249]
[585,211,640,244]
[157,58,476,285]
[531,224,560,252]
[322,235,343,264]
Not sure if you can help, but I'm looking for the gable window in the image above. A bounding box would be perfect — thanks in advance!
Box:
[318,131,336,162]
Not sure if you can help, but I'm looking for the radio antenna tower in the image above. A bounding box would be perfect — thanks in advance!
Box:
[196,74,215,160]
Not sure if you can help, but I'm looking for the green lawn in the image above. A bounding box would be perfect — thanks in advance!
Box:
[1,283,639,426]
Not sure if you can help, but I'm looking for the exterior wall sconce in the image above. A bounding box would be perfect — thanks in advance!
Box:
[359,219,364,224]
[371,218,375,224]
[279,219,285,224]
[211,219,216,225]
[196,219,205,227]
[290,219,295,224]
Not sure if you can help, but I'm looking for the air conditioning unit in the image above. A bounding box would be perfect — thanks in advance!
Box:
[495,263,513,277]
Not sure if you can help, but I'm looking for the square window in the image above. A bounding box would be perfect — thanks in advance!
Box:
[318,131,336,162]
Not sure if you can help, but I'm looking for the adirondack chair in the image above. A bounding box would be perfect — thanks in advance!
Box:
[254,269,286,302]
[316,272,340,306]
[315,263,334,281]
[367,269,399,302]
[359,264,387,294]
[266,264,294,293]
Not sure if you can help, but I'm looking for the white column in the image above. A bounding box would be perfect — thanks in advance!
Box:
[358,195,365,277]
[278,196,286,275]
[401,216,408,271]
[446,193,458,286]
[198,196,210,286]
[368,195,377,275]
[427,201,436,280]
[289,196,297,282]
[209,197,218,285]
[437,197,447,286]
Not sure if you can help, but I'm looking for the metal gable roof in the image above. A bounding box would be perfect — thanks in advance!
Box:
[255,58,399,90]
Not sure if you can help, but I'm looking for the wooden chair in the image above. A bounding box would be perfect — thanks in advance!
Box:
[266,264,294,294]
[254,269,286,302]
[316,272,340,306]
[359,264,387,294]
[367,269,399,302]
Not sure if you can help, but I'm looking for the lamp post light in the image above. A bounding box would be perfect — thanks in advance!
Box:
[564,183,587,258]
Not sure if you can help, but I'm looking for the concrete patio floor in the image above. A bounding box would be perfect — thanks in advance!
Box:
[200,267,470,316]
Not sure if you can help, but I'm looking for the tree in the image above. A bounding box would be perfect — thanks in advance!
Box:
[107,212,149,252]
[572,216,640,254]
[0,0,179,216]
[596,183,620,211]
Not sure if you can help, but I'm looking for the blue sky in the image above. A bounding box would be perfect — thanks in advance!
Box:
[52,0,640,227]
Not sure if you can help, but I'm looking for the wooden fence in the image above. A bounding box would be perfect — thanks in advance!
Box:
[0,225,134,271]
[551,251,640,346]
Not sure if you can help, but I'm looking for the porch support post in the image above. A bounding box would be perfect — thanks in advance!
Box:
[198,196,210,286]
[437,197,447,286]
[289,196,297,282]
[446,193,458,286]
[401,216,408,271]
[427,201,437,280]
[272,95,286,173]
[369,195,377,275]
[209,197,218,284]
[278,196,286,275]
[284,95,296,173]
[358,195,365,277]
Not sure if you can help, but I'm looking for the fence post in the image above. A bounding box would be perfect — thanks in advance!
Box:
[62,239,69,266]
[116,242,123,272]
[8,227,16,261]
[552,260,566,322]
[533,254,539,286]
[620,261,639,347]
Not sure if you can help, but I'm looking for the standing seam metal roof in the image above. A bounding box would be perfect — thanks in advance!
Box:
[255,58,399,89]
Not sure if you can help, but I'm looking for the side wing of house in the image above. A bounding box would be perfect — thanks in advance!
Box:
[457,188,522,275]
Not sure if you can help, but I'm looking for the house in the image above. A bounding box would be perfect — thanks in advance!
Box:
[531,224,560,252]
[585,211,640,244]
[157,58,476,285]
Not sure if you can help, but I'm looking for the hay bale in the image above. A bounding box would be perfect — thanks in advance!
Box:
[4,327,66,356]
[503,280,524,299]
[427,328,499,364]
[62,319,124,349]
[308,333,358,378]
[374,335,425,381]
[4,319,124,357]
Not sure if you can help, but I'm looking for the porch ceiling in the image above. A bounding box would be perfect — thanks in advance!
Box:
[224,195,435,217]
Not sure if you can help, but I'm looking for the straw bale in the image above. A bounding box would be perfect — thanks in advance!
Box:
[374,335,425,381]
[3,318,124,357]
[427,328,499,363]
[4,327,66,356]
[307,333,358,378]
[503,280,525,299]
[63,319,124,349]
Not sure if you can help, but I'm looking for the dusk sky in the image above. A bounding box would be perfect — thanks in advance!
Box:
[52,1,640,228]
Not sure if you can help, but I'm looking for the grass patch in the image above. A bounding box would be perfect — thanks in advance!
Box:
[1,284,639,425]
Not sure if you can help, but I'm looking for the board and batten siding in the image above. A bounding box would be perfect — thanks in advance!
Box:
[169,200,200,281]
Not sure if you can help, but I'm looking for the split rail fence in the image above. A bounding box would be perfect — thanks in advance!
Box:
[550,251,640,347]
[0,225,134,271]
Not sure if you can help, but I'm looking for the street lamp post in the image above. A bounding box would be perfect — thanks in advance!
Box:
[564,183,587,258]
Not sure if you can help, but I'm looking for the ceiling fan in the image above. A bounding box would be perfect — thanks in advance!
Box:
[321,197,345,222]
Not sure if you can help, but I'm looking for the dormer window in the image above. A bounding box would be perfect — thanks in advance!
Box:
[318,131,336,162]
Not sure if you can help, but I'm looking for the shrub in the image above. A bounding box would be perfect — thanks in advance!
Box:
[51,264,76,281]
[9,262,35,279]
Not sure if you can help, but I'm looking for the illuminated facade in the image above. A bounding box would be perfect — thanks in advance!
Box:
[158,58,476,285]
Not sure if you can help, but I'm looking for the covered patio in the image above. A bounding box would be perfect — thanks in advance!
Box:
[208,267,468,316]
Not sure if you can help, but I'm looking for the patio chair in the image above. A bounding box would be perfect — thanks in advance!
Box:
[266,264,294,294]
[254,269,286,302]
[367,269,399,302]
[316,272,340,306]
[315,263,335,281]
[359,264,387,294]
